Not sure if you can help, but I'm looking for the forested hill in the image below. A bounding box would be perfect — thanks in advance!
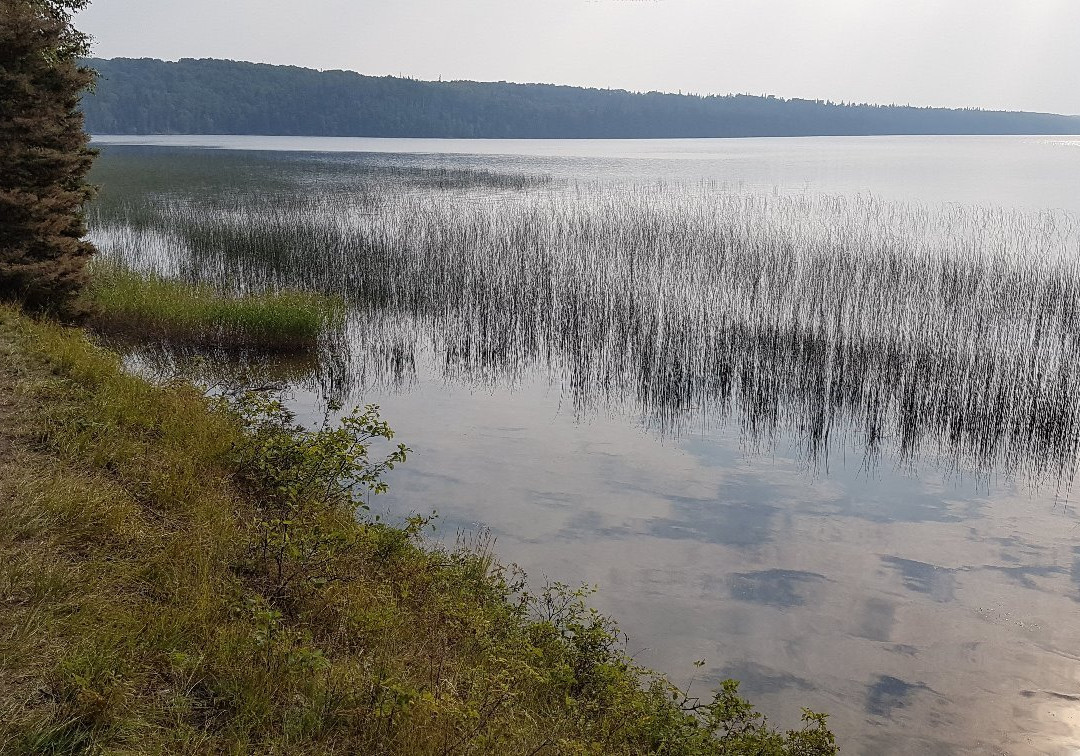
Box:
[81,57,1080,138]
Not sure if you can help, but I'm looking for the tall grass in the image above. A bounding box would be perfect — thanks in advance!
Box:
[87,149,1080,484]
[87,263,345,352]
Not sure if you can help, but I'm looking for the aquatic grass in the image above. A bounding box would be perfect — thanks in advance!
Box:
[87,263,346,352]
[86,149,1080,485]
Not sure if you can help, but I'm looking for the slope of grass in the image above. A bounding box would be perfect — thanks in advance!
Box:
[0,305,836,755]
[86,264,344,352]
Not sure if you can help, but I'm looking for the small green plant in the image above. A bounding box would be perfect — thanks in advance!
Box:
[231,393,408,602]
[240,596,329,674]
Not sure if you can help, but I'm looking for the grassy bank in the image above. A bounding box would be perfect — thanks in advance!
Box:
[86,264,344,352]
[0,305,835,754]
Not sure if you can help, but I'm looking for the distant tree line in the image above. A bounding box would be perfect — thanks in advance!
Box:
[81,57,1080,139]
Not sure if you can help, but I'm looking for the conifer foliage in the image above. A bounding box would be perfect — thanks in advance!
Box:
[0,0,96,314]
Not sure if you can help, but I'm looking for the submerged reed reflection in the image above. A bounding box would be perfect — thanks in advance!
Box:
[89,149,1080,487]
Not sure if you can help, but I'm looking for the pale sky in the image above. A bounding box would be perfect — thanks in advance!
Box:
[76,0,1080,115]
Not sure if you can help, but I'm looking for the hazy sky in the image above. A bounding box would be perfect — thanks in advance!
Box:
[76,0,1080,115]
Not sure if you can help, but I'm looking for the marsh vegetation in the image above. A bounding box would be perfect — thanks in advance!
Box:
[87,262,345,352]
[88,149,1080,488]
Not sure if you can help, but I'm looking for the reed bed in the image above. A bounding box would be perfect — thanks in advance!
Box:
[87,152,1080,485]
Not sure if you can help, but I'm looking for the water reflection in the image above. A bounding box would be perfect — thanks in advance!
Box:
[865,675,938,723]
[709,660,815,695]
[853,598,895,642]
[727,569,828,608]
[880,557,957,602]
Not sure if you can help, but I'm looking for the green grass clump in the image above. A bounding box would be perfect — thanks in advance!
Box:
[87,263,344,352]
[0,305,836,755]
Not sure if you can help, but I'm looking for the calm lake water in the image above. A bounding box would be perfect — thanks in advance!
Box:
[89,135,1080,755]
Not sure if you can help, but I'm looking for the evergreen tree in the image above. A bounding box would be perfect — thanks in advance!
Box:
[0,0,96,314]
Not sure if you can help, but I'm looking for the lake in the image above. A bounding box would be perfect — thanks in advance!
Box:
[88,135,1080,755]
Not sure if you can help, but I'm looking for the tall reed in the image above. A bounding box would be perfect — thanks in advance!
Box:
[87,150,1080,485]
